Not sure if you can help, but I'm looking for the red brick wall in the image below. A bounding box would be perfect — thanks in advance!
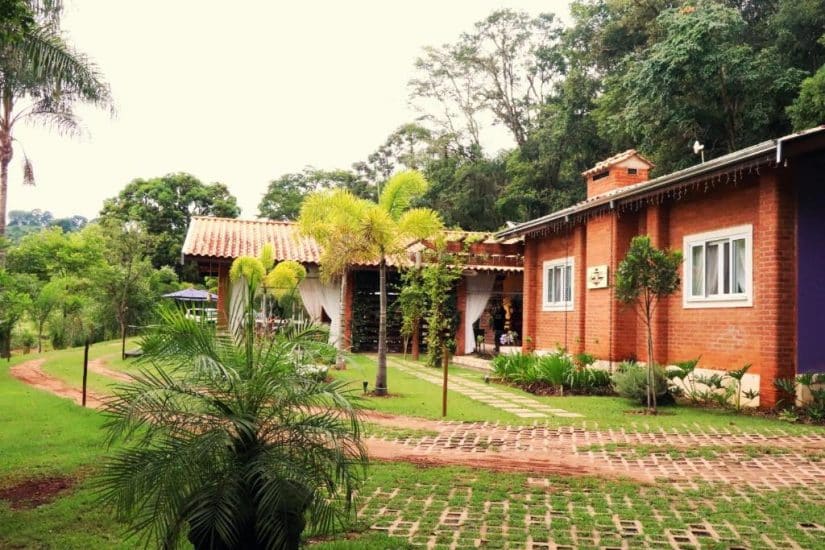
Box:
[660,180,760,372]
[587,168,650,198]
[584,216,612,357]
[523,165,797,407]
[527,228,586,353]
[455,278,468,355]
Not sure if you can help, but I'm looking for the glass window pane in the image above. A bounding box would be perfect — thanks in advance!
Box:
[723,241,731,294]
[733,238,746,293]
[565,265,572,302]
[706,243,719,295]
[553,267,562,302]
[547,267,554,303]
[691,245,704,296]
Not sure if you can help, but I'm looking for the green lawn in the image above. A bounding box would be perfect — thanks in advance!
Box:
[0,352,135,549]
[334,355,526,424]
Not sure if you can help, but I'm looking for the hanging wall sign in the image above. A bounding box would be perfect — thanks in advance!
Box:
[587,265,609,289]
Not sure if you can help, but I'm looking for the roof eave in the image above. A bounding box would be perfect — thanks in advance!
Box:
[496,138,783,240]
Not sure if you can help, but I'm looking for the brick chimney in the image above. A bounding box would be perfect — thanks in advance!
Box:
[582,150,654,199]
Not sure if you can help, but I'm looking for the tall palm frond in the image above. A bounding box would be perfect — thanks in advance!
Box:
[378,170,428,220]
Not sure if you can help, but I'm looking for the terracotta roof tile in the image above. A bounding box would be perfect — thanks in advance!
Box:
[183,217,524,272]
[182,217,322,263]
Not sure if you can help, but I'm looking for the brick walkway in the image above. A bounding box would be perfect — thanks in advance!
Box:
[367,414,825,488]
[389,358,583,419]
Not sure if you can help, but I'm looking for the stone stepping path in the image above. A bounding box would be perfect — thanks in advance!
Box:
[389,358,582,419]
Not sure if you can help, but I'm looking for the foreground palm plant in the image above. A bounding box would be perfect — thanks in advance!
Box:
[97,260,367,549]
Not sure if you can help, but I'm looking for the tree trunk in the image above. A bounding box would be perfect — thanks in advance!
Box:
[646,296,656,413]
[336,269,348,369]
[120,318,127,360]
[0,132,12,265]
[375,256,388,395]
[37,320,43,353]
[411,319,420,362]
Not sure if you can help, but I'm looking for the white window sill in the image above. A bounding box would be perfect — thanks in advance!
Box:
[542,303,574,312]
[683,296,752,309]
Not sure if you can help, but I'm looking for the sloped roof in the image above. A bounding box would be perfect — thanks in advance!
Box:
[182,217,322,263]
[498,126,825,239]
[581,149,654,177]
[183,217,523,272]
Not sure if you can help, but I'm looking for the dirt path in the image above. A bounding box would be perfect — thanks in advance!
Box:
[10,359,107,409]
[87,358,133,383]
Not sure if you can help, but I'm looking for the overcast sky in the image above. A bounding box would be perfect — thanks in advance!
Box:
[8,0,570,220]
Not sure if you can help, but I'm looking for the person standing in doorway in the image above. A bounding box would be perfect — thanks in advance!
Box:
[491,302,505,354]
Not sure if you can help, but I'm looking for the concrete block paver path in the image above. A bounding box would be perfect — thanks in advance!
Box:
[389,357,582,419]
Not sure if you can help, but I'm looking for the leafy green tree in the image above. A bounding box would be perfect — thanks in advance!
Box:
[0,267,31,357]
[397,267,428,361]
[615,235,682,413]
[0,0,111,247]
[410,9,564,147]
[98,291,367,548]
[788,63,825,130]
[354,123,438,188]
[5,209,86,241]
[92,221,156,359]
[596,2,804,172]
[298,171,442,395]
[768,0,825,73]
[6,225,106,282]
[422,154,506,230]
[421,239,462,369]
[258,169,373,221]
[28,277,64,352]
[100,173,240,276]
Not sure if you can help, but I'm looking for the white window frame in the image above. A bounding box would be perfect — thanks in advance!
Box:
[542,257,574,311]
[683,224,753,309]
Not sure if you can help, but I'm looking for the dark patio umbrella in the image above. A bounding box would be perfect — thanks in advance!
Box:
[162,289,218,302]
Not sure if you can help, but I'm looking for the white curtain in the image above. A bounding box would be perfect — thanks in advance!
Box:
[315,278,342,346]
[706,243,719,295]
[464,272,496,354]
[298,277,324,323]
[229,278,248,337]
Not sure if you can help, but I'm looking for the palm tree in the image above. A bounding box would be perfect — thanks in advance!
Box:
[298,170,442,395]
[97,255,367,549]
[0,0,111,246]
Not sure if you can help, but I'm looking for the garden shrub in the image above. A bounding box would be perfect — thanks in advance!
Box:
[492,352,534,381]
[612,363,668,405]
[493,350,611,395]
[536,353,568,387]
[775,373,825,424]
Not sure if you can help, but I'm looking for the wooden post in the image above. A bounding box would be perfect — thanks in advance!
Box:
[441,345,449,417]
[82,339,89,408]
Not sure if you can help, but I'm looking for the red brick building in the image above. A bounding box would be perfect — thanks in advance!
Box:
[497,127,825,407]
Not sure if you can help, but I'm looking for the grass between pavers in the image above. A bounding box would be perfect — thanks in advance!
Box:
[315,462,825,549]
[577,442,795,460]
